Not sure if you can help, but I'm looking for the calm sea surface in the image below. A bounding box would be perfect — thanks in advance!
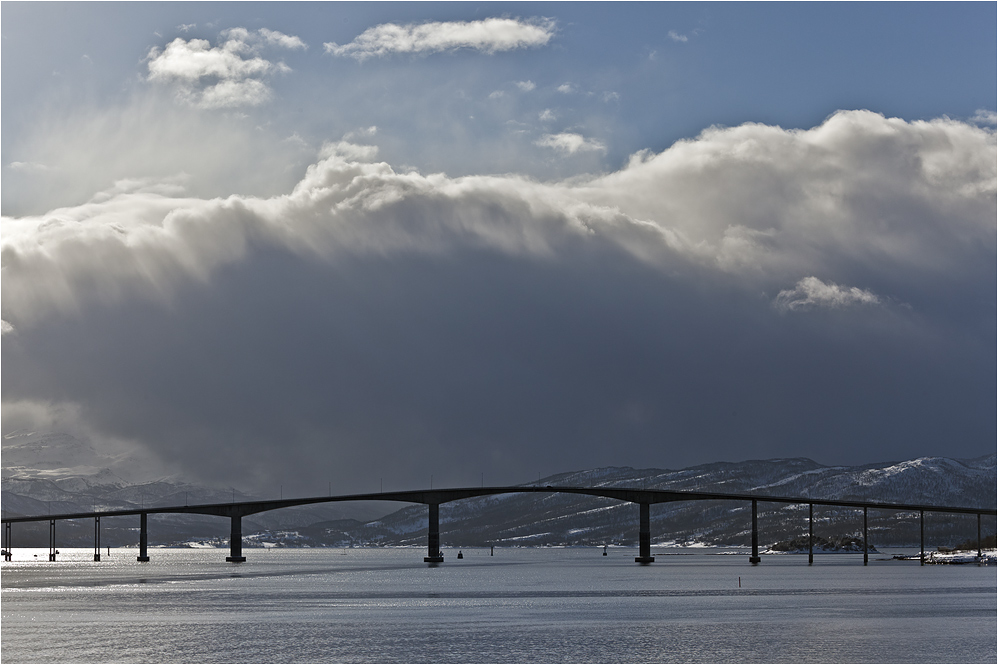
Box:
[2,546,995,663]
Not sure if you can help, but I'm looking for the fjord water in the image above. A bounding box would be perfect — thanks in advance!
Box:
[2,547,995,663]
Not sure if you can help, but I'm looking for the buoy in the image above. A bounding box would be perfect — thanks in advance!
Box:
[457,550,463,559]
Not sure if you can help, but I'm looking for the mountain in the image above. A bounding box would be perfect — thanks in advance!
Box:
[1,432,387,546]
[3,434,993,549]
[346,456,996,549]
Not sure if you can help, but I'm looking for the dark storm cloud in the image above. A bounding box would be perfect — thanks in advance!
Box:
[2,111,994,493]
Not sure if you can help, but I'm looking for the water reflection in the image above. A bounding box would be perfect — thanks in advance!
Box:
[2,547,995,663]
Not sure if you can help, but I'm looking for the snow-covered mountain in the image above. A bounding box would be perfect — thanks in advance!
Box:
[1,432,385,545]
[2,431,994,549]
[343,456,996,549]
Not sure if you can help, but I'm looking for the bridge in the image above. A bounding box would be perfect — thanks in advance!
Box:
[3,485,994,566]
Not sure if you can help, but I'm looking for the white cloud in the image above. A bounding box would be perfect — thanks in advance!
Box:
[323,17,555,61]
[1,320,14,335]
[557,83,575,94]
[539,109,556,122]
[535,132,607,154]
[343,126,378,141]
[177,23,196,33]
[515,80,536,92]
[7,161,49,173]
[971,109,997,126]
[773,277,882,312]
[259,28,308,50]
[2,111,993,328]
[146,28,305,109]
[488,90,505,99]
[667,30,688,43]
[602,91,620,103]
[195,78,273,109]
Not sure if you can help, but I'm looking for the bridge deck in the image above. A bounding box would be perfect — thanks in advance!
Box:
[3,485,995,523]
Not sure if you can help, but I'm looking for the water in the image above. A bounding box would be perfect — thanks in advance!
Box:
[2,547,995,663]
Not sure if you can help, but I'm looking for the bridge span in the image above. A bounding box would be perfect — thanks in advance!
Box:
[3,485,994,566]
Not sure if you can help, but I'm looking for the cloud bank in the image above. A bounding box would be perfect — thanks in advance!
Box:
[324,18,555,60]
[2,111,994,492]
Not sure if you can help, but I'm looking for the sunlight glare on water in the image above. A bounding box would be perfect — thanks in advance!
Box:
[2,547,995,663]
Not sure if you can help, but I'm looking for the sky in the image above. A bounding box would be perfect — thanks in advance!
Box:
[2,2,995,496]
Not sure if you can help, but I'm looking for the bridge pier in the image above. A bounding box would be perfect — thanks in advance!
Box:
[634,502,654,564]
[137,513,150,562]
[48,519,57,561]
[424,503,443,563]
[863,507,868,566]
[749,499,761,564]
[94,516,101,562]
[226,515,246,562]
[919,510,924,566]
[808,503,813,565]
[978,513,982,559]
[4,522,11,561]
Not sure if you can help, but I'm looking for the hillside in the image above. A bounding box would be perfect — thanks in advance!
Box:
[3,434,993,549]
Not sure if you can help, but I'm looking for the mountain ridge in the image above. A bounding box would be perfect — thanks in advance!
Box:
[3,434,993,549]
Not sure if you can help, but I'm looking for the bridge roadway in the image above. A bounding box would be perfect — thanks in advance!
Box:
[3,485,995,566]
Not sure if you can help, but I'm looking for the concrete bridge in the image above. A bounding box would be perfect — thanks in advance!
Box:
[3,485,994,566]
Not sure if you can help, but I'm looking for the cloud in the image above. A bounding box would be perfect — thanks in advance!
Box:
[773,277,882,312]
[557,83,575,94]
[971,109,997,126]
[1,93,313,216]
[667,30,688,43]
[7,161,49,173]
[535,132,607,154]
[2,111,993,492]
[515,80,536,92]
[323,17,555,61]
[146,28,305,109]
[5,111,993,324]
[539,109,556,122]
[343,126,378,141]
[258,28,308,50]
